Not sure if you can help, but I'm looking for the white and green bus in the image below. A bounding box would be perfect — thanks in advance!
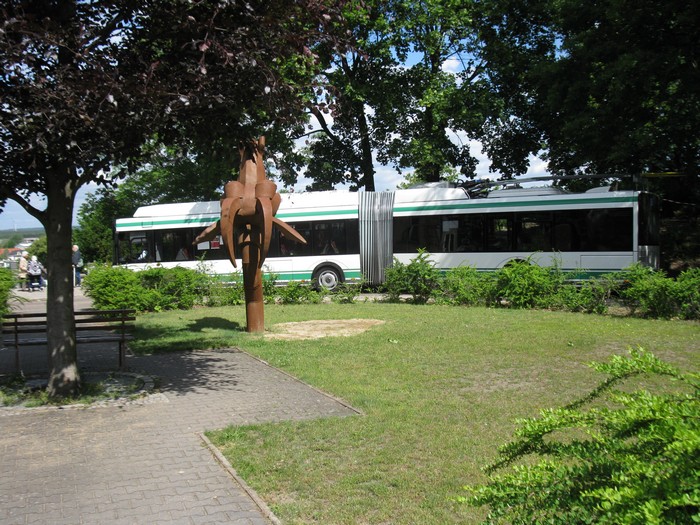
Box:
[114,185,660,289]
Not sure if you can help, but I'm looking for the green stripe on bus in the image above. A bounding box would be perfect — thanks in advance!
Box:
[116,217,217,229]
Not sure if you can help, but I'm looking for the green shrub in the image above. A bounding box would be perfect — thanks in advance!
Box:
[620,264,680,318]
[0,268,16,317]
[82,264,143,310]
[436,266,491,306]
[383,249,441,304]
[676,267,700,320]
[275,281,324,304]
[138,267,208,310]
[492,258,562,309]
[207,275,245,307]
[330,279,362,304]
[383,258,409,302]
[553,276,616,314]
[262,270,279,303]
[462,348,700,524]
[83,264,208,312]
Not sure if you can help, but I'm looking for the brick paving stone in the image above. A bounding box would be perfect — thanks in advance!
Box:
[1,289,359,524]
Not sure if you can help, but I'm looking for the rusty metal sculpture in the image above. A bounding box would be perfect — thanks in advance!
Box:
[194,137,306,332]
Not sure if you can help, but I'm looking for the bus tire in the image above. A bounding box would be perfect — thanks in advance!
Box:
[313,265,343,291]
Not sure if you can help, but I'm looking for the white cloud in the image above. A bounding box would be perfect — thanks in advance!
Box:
[442,57,462,74]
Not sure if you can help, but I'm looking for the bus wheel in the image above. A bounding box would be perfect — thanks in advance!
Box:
[314,266,343,291]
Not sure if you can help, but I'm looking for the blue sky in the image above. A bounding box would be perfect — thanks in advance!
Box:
[0,186,93,231]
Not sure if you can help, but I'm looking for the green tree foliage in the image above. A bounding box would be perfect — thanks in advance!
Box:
[27,236,48,267]
[475,0,700,183]
[74,191,130,265]
[462,348,700,525]
[382,0,491,182]
[2,233,23,249]
[306,0,493,189]
[303,1,397,191]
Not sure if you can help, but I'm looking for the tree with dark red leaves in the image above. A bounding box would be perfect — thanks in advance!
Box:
[0,0,350,397]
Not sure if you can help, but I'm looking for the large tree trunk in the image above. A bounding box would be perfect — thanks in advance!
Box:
[357,108,376,191]
[45,171,81,398]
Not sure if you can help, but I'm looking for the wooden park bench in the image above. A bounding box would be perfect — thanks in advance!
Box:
[2,309,135,374]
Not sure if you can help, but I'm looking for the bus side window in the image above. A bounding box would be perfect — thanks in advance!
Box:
[456,216,484,252]
[393,217,418,253]
[329,222,346,254]
[553,223,574,251]
[129,234,153,262]
[516,214,552,252]
[291,223,312,256]
[484,216,512,251]
[345,219,360,254]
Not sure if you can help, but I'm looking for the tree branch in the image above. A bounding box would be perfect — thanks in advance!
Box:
[310,107,344,147]
[0,191,46,226]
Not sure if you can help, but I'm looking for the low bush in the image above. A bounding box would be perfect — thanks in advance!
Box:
[553,276,616,314]
[83,264,208,312]
[330,279,363,304]
[618,264,700,319]
[262,270,279,302]
[383,249,441,304]
[274,281,325,304]
[82,258,699,319]
[82,265,143,310]
[462,348,700,524]
[619,264,679,318]
[0,268,16,317]
[138,267,209,310]
[491,257,564,309]
[389,253,698,320]
[436,265,492,306]
[206,275,245,307]
[675,267,700,320]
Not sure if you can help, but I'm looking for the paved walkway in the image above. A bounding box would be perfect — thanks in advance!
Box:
[1,288,359,524]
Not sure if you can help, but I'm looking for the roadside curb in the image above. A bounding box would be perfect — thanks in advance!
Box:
[200,432,283,525]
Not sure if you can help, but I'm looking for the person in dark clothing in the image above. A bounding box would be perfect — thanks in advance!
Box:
[72,244,83,286]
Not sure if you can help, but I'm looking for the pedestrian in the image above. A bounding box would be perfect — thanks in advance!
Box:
[18,251,29,290]
[72,244,83,287]
[27,255,44,291]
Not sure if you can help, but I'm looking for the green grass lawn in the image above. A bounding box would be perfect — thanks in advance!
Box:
[132,303,699,524]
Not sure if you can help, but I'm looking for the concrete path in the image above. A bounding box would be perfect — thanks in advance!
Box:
[1,288,359,524]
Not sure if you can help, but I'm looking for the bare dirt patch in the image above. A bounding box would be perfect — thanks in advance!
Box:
[266,319,385,340]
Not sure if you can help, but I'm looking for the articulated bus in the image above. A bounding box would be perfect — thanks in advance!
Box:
[114,185,660,289]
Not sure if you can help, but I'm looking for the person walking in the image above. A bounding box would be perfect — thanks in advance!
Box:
[72,245,83,287]
[18,251,29,290]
